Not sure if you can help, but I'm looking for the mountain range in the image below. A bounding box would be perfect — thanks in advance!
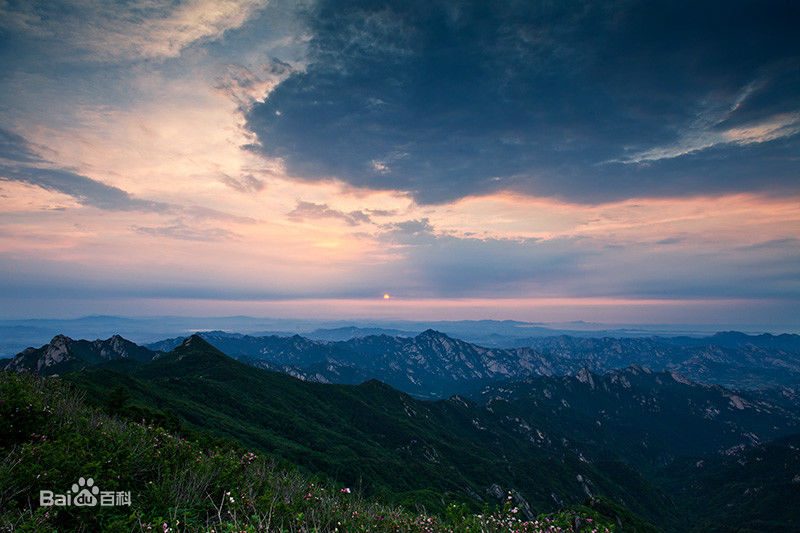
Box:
[60,336,673,521]
[4,333,154,374]
[4,314,792,358]
[7,329,800,398]
[147,329,800,395]
[4,332,800,531]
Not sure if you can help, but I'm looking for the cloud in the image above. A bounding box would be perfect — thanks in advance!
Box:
[0,131,259,221]
[245,0,800,204]
[0,0,270,61]
[362,210,800,300]
[0,162,262,220]
[400,234,585,297]
[616,102,800,164]
[612,245,800,300]
[653,237,685,246]
[1,0,798,322]
[131,221,240,241]
[0,129,167,211]
[380,218,436,244]
[724,113,800,144]
[373,218,583,296]
[735,238,800,252]
[218,172,265,193]
[0,165,169,212]
[365,208,398,217]
[0,128,43,164]
[215,60,295,112]
[287,200,372,226]
[387,218,434,235]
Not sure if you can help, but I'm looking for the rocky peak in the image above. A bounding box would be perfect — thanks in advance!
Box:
[181,334,206,348]
[168,334,230,363]
[106,334,127,351]
[414,330,458,353]
[669,370,693,385]
[36,335,74,370]
[575,367,596,389]
[7,334,156,374]
[416,329,449,340]
[49,334,73,346]
[626,363,649,375]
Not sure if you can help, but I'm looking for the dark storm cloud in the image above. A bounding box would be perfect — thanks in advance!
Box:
[245,0,800,204]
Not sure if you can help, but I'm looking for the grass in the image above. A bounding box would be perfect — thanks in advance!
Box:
[0,371,619,532]
[58,336,674,527]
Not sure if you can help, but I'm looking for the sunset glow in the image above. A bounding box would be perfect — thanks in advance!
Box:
[0,0,797,327]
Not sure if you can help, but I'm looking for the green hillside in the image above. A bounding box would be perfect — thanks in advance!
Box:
[0,370,636,532]
[8,334,798,531]
[62,336,670,525]
[661,433,800,533]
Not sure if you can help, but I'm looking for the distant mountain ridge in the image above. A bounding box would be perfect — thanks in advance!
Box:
[8,329,800,395]
[4,334,157,374]
[476,365,800,471]
[147,329,575,397]
[146,329,800,395]
[660,330,800,350]
[4,314,796,357]
[308,326,417,341]
[523,335,800,390]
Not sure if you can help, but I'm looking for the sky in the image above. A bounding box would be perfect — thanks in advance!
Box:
[0,0,798,327]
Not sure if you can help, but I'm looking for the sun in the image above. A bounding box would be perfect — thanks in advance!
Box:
[383,293,391,300]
